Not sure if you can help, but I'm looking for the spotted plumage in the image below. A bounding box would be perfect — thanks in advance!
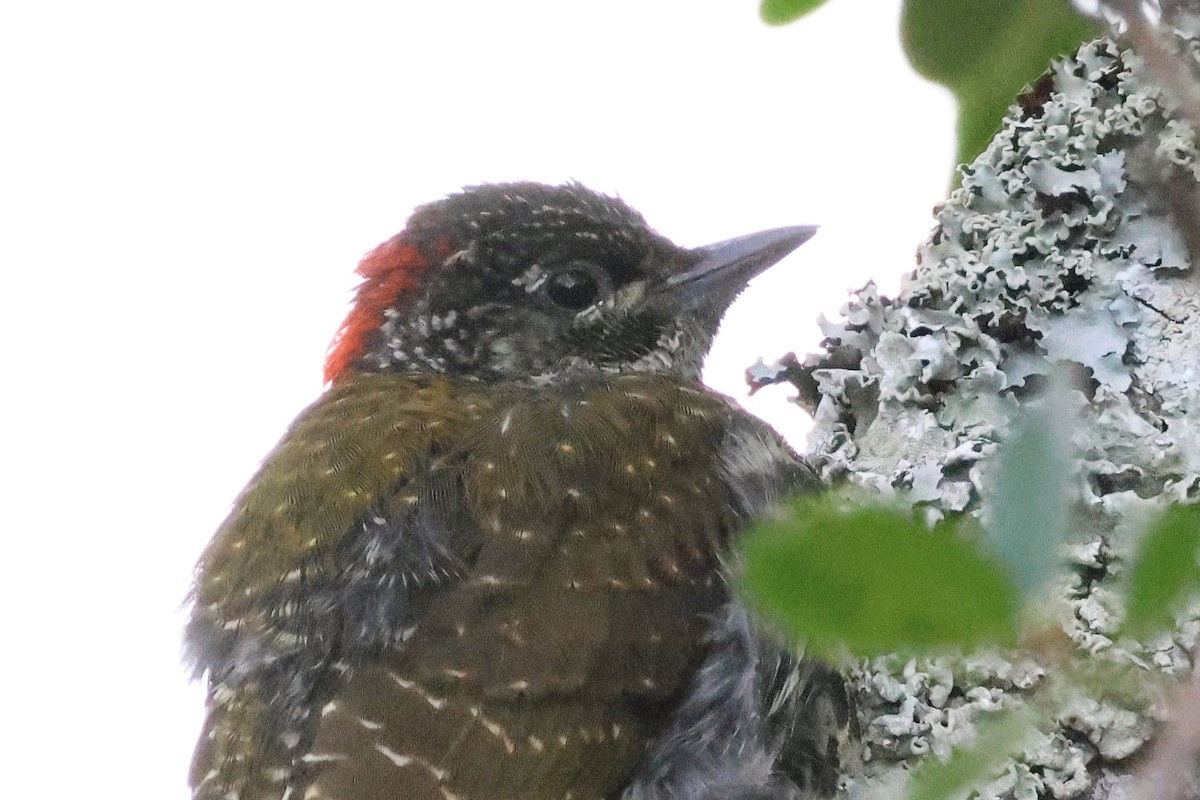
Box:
[187,183,849,800]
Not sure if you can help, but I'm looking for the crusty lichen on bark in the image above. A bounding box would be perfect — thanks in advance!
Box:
[755,28,1200,800]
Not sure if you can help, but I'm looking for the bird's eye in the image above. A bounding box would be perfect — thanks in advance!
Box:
[544,264,605,310]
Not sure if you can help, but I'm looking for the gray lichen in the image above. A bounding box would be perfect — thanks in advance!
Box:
[759,29,1200,800]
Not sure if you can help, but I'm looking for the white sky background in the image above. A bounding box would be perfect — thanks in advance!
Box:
[2,2,954,797]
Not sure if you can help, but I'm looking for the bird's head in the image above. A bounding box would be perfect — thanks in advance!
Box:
[325,182,814,385]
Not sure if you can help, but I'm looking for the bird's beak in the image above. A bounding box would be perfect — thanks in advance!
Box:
[663,225,818,310]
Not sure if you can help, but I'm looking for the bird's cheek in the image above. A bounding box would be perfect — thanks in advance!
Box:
[478,314,556,375]
[482,334,531,377]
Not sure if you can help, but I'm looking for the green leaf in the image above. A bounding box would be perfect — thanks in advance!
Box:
[740,496,1020,658]
[984,395,1074,595]
[1065,655,1168,710]
[909,706,1035,800]
[1124,503,1200,636]
[761,0,830,26]
[901,0,1097,171]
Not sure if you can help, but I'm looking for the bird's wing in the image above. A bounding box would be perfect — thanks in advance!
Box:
[187,373,498,800]
[188,372,764,800]
[296,375,747,800]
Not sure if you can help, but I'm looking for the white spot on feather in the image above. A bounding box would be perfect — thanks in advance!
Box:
[373,744,413,768]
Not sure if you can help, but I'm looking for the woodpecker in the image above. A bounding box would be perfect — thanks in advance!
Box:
[187,182,851,800]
